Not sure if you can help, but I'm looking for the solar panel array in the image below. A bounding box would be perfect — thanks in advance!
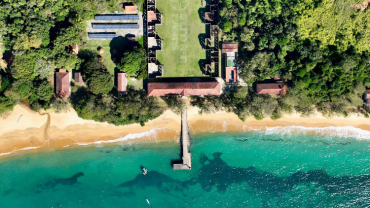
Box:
[88,33,118,39]
[92,23,139,29]
[95,15,139,21]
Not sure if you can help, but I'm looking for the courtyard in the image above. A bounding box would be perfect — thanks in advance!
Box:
[156,0,207,77]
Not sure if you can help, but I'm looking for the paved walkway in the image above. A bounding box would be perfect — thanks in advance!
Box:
[173,109,191,170]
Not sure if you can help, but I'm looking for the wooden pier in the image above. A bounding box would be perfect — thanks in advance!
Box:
[173,109,191,170]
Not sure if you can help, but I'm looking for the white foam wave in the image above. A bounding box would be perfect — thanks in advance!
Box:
[76,127,169,146]
[0,146,40,157]
[265,126,370,139]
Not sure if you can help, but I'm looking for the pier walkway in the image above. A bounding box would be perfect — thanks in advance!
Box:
[173,109,191,170]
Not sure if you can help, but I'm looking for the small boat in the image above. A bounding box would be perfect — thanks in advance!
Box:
[142,167,147,175]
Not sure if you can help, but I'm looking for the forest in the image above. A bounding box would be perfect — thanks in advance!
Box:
[216,0,370,120]
[0,0,159,125]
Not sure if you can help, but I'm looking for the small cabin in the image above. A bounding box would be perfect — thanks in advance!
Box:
[117,73,127,94]
[56,69,71,97]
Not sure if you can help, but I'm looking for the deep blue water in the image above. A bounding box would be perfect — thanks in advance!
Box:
[1,130,370,207]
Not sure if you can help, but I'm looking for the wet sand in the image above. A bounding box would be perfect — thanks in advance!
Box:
[0,104,370,158]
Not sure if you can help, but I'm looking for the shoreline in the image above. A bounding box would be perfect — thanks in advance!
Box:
[1,104,370,158]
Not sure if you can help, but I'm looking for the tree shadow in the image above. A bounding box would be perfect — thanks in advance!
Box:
[70,85,89,105]
[78,49,98,61]
[198,7,207,23]
[198,59,208,75]
[109,34,139,64]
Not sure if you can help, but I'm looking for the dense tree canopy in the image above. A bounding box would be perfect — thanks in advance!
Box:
[161,95,186,114]
[117,46,148,79]
[219,0,370,118]
[298,0,370,53]
[72,87,162,126]
[81,56,114,95]
[10,52,37,80]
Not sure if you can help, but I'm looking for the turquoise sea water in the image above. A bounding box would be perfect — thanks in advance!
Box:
[1,129,370,207]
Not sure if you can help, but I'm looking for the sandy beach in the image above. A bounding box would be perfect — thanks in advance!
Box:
[0,104,370,157]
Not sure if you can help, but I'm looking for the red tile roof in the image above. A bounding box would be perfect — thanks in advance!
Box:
[125,5,136,12]
[148,82,220,96]
[226,67,237,83]
[222,43,238,53]
[117,73,127,92]
[256,83,287,95]
[74,72,84,84]
[148,11,157,22]
[56,72,70,97]
[367,89,370,99]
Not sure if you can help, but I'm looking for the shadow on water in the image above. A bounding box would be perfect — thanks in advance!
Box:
[36,172,85,192]
[117,152,370,206]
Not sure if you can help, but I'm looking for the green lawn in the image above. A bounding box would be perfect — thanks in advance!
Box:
[80,38,143,89]
[80,39,118,75]
[156,0,206,77]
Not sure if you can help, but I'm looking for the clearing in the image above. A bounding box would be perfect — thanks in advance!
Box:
[79,37,144,89]
[156,0,207,77]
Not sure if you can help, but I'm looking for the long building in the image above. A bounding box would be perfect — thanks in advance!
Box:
[256,83,287,95]
[148,79,220,96]
[222,43,238,84]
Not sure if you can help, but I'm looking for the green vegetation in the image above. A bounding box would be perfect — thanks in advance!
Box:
[161,96,186,114]
[1,0,369,124]
[71,86,162,126]
[117,46,148,79]
[156,0,206,77]
[298,0,370,53]
[218,0,370,119]
[0,0,160,126]
[82,56,114,95]
[79,40,117,75]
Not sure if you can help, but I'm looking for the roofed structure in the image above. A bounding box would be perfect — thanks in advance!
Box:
[88,33,118,39]
[226,67,237,83]
[366,89,370,99]
[148,11,158,23]
[94,15,139,21]
[124,5,137,13]
[256,83,287,96]
[148,81,220,96]
[222,43,238,53]
[74,72,84,84]
[92,23,139,30]
[117,73,127,94]
[56,71,71,97]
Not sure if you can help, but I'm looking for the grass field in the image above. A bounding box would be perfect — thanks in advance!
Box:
[80,39,118,75]
[80,38,144,89]
[156,0,206,77]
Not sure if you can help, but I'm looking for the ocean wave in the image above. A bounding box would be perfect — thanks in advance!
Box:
[76,127,175,146]
[0,146,40,157]
[264,126,370,139]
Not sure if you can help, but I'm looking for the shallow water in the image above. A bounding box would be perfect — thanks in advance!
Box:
[1,130,370,207]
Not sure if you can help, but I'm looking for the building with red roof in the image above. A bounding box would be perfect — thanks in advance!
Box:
[148,81,220,96]
[366,89,370,99]
[124,5,137,13]
[256,83,287,96]
[222,43,239,84]
[56,71,70,97]
[117,73,127,94]
[222,43,238,53]
[74,72,84,84]
[226,67,237,83]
